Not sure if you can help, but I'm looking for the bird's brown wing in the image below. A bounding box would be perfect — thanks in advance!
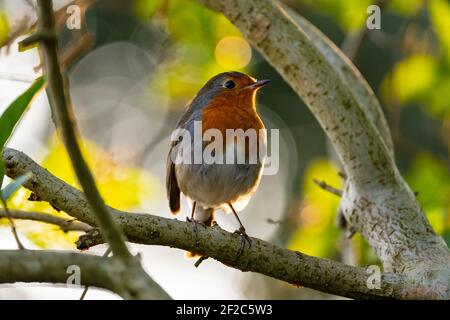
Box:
[166,102,197,215]
[166,142,181,215]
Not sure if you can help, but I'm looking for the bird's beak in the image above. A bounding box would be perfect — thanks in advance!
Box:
[245,79,270,90]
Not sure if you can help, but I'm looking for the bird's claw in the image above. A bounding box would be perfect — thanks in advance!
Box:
[233,227,252,260]
[186,217,205,233]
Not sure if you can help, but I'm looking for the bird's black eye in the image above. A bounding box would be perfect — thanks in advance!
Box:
[224,80,236,89]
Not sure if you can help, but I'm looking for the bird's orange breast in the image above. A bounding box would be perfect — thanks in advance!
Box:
[201,91,265,161]
[201,92,265,135]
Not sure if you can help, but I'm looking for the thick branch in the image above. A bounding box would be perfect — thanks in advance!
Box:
[0,209,92,232]
[281,4,394,159]
[0,249,162,299]
[3,147,412,299]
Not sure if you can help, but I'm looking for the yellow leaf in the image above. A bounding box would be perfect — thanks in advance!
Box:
[384,54,437,104]
[41,136,159,210]
[288,158,341,257]
[339,0,372,31]
[0,12,9,46]
[132,0,162,20]
[151,0,250,103]
[429,0,450,61]
[6,136,160,248]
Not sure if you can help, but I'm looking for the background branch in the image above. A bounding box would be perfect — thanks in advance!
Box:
[312,179,342,197]
[0,201,25,250]
[0,249,159,299]
[0,209,91,232]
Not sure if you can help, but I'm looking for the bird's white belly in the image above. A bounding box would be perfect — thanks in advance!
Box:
[174,129,266,211]
[175,161,263,210]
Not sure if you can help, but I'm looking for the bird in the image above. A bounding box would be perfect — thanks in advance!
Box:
[166,71,269,256]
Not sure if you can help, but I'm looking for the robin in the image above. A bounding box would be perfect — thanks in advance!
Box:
[166,71,269,256]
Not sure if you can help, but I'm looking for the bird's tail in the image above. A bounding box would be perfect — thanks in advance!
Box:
[186,207,214,259]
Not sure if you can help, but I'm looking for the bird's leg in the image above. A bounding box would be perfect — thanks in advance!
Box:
[186,201,198,232]
[229,202,249,238]
[186,201,206,232]
[185,201,209,262]
[228,202,251,258]
[186,201,196,222]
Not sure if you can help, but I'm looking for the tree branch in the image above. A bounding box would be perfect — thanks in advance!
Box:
[312,179,342,197]
[0,209,92,232]
[281,4,394,159]
[0,249,160,299]
[2,147,414,300]
[0,201,26,250]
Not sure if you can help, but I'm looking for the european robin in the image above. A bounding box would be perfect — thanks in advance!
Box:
[166,71,269,256]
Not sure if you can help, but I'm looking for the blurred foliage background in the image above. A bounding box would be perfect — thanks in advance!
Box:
[0,0,449,299]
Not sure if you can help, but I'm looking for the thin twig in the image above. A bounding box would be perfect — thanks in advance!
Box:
[338,171,347,179]
[0,200,25,250]
[20,0,170,300]
[79,247,112,300]
[0,209,92,232]
[28,0,130,259]
[312,179,342,197]
[194,255,209,268]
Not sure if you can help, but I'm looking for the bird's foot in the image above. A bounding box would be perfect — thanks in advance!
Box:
[233,226,252,260]
[211,220,221,229]
[186,217,205,233]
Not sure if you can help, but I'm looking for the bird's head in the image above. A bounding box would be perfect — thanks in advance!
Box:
[190,71,270,110]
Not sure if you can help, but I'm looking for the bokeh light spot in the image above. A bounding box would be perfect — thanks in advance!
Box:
[215,36,252,70]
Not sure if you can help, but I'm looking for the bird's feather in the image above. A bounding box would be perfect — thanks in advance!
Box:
[166,143,181,214]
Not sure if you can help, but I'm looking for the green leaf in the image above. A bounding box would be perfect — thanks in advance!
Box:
[132,0,162,20]
[0,172,32,202]
[382,55,437,105]
[0,76,45,147]
[0,76,45,190]
[0,158,4,192]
